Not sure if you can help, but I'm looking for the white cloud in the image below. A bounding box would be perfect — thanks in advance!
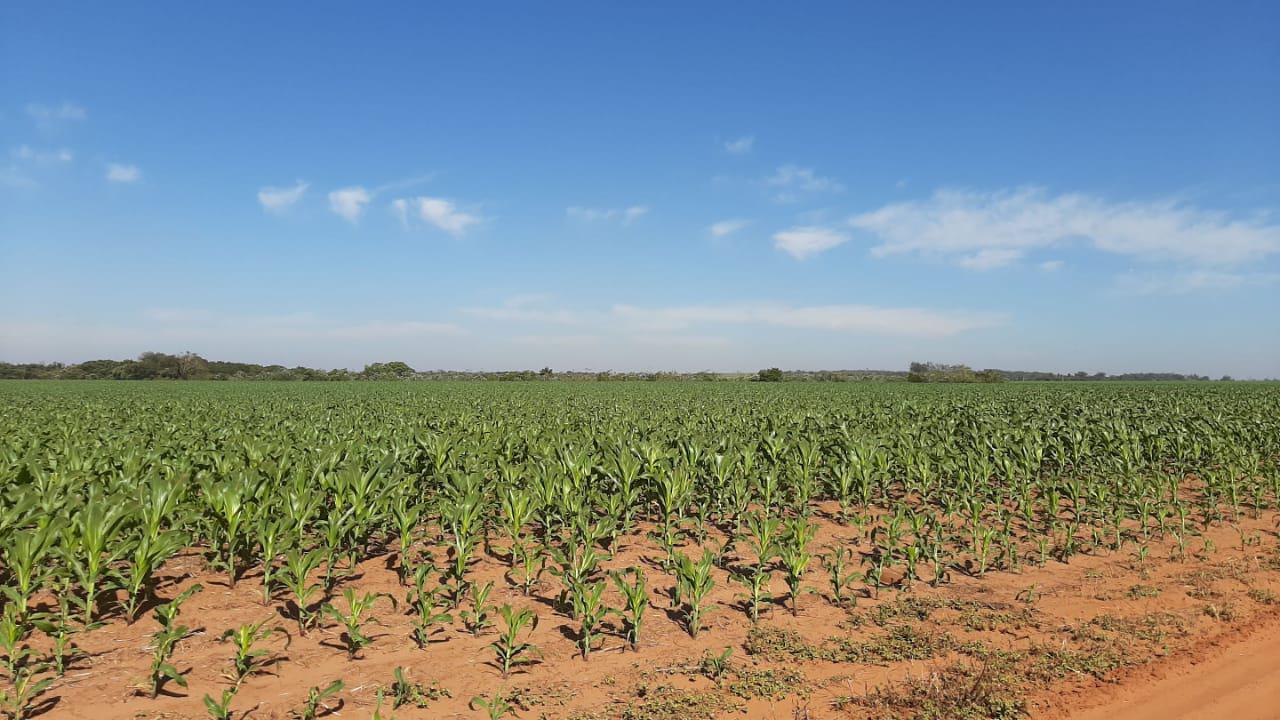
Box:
[464,295,588,325]
[391,198,410,227]
[468,296,1004,339]
[723,135,754,154]
[613,303,1004,338]
[766,165,843,201]
[141,309,462,341]
[257,181,308,213]
[3,146,73,186]
[26,102,87,125]
[1115,270,1280,296]
[1039,260,1064,272]
[106,163,141,183]
[416,196,482,235]
[850,187,1280,268]
[328,186,371,222]
[12,145,73,164]
[567,205,649,224]
[773,226,850,260]
[710,219,750,238]
[957,248,1022,270]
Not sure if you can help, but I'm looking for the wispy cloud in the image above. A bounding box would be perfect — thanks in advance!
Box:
[26,101,87,128]
[567,205,649,224]
[709,219,750,238]
[723,135,754,154]
[957,248,1021,271]
[12,145,73,164]
[329,186,371,222]
[612,303,1006,338]
[391,198,410,227]
[2,145,73,187]
[773,226,849,260]
[142,309,462,340]
[414,196,482,235]
[0,310,463,367]
[1039,260,1064,272]
[1114,270,1280,296]
[106,163,141,183]
[463,295,586,325]
[850,187,1280,268]
[257,181,308,213]
[468,296,1004,339]
[766,165,843,202]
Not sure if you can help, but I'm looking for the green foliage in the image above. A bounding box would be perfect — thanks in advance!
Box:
[0,379,1277,718]
[610,567,649,650]
[755,367,784,382]
[321,589,396,659]
[219,618,289,687]
[489,605,541,678]
[291,680,344,720]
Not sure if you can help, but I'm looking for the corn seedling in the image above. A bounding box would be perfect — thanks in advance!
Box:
[220,618,290,687]
[610,567,648,650]
[291,679,344,720]
[322,589,396,659]
[489,605,541,678]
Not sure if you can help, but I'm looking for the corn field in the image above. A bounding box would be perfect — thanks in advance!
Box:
[1,380,1279,719]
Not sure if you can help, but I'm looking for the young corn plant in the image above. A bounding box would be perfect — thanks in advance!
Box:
[137,584,203,698]
[219,618,290,687]
[406,563,453,648]
[732,564,772,623]
[323,588,397,659]
[1,522,60,623]
[470,689,515,720]
[610,567,648,651]
[461,581,496,637]
[291,679,344,720]
[510,543,546,596]
[60,494,131,624]
[0,667,54,720]
[571,580,609,660]
[674,549,716,637]
[390,495,423,585]
[498,486,539,565]
[202,687,238,720]
[254,515,288,605]
[820,546,859,607]
[199,474,253,589]
[281,548,324,635]
[0,604,38,681]
[489,605,541,678]
[779,518,816,615]
[121,530,186,624]
[32,579,96,676]
[387,666,450,709]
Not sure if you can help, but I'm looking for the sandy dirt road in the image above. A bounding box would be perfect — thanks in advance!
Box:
[1069,619,1280,720]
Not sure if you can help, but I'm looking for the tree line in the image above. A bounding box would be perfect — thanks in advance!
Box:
[0,352,1227,382]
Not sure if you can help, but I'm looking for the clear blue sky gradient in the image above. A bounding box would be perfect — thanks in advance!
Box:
[3,2,1278,375]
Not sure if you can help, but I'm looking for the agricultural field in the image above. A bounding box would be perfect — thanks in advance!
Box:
[2,380,1279,720]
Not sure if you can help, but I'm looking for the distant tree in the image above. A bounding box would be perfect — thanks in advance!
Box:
[175,352,210,380]
[756,367,784,382]
[539,366,554,377]
[361,361,416,379]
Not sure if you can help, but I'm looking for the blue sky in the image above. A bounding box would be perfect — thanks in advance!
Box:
[3,2,1279,376]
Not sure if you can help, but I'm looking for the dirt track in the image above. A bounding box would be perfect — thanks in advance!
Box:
[1069,618,1280,720]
